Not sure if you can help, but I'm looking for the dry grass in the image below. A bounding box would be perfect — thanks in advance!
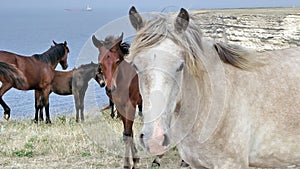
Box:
[0,109,186,169]
[0,109,298,169]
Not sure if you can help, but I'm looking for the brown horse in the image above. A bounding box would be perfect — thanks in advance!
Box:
[37,62,105,122]
[0,41,69,123]
[92,34,143,169]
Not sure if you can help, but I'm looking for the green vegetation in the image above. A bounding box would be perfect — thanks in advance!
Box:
[0,110,186,168]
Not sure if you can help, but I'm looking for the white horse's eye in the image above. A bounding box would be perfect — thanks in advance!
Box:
[176,62,184,72]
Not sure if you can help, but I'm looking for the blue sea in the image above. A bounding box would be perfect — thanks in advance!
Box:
[0,7,135,120]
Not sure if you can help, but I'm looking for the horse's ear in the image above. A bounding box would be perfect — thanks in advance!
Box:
[64,41,67,45]
[52,40,58,45]
[115,32,124,48]
[129,6,144,31]
[174,8,189,33]
[92,35,103,48]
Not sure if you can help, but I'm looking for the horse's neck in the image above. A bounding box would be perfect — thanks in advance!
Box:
[78,67,95,82]
[116,61,136,86]
[50,62,59,69]
[36,48,61,68]
[173,70,212,141]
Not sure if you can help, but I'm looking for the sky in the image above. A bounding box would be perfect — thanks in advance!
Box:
[1,0,299,11]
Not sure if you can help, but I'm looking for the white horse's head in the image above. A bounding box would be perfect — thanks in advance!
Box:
[127,6,191,154]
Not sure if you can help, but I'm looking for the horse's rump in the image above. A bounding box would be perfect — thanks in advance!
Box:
[0,62,27,89]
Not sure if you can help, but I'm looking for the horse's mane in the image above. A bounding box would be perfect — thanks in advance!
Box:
[76,62,98,70]
[102,36,130,58]
[128,12,262,74]
[33,43,66,65]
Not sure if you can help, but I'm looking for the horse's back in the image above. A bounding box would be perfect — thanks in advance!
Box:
[227,47,300,166]
[0,51,19,64]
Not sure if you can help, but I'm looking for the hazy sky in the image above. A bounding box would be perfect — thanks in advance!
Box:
[1,0,299,11]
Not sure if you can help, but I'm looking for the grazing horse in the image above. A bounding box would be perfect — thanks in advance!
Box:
[128,6,300,169]
[92,34,143,169]
[37,62,105,122]
[0,41,69,122]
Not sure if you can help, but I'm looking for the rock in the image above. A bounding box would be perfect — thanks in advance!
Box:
[193,8,300,51]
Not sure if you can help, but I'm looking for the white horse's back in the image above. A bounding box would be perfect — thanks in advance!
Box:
[224,47,300,167]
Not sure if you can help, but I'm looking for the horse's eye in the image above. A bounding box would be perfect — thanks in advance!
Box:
[176,62,184,72]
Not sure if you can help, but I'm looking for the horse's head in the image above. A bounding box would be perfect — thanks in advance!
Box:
[95,64,106,88]
[53,40,69,70]
[92,33,125,94]
[127,6,190,154]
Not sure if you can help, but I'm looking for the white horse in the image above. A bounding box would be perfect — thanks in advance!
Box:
[127,6,300,169]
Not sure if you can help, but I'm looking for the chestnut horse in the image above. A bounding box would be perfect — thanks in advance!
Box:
[92,34,142,169]
[0,41,69,123]
[37,62,105,122]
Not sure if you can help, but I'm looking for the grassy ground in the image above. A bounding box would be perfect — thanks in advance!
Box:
[1,109,299,169]
[0,109,186,169]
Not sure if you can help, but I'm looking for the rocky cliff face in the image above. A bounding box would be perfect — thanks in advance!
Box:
[194,8,300,51]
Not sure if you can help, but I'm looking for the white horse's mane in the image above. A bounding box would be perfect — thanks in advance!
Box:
[128,12,263,74]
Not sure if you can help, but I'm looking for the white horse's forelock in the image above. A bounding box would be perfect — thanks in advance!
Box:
[128,12,205,76]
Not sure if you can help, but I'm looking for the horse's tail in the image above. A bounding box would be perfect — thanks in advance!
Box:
[0,62,27,88]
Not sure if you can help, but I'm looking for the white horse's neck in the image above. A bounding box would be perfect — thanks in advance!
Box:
[172,41,228,144]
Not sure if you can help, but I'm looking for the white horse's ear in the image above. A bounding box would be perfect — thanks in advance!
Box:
[92,35,103,48]
[175,8,189,32]
[129,6,144,31]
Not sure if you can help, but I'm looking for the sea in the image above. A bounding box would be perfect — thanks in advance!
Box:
[0,6,139,120]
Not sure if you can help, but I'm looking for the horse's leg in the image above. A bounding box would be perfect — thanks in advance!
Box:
[73,91,80,123]
[130,132,139,169]
[109,99,115,118]
[126,105,140,169]
[137,104,142,117]
[34,90,44,123]
[79,89,86,122]
[42,88,51,124]
[120,114,133,169]
[127,105,140,169]
[0,83,12,120]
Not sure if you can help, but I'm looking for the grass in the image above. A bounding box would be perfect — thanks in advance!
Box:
[0,109,186,169]
[0,109,298,169]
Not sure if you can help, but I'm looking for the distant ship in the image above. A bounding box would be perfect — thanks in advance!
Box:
[86,4,92,11]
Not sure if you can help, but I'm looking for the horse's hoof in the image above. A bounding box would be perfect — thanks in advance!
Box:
[110,113,115,119]
[180,160,189,167]
[138,111,143,117]
[123,166,130,169]
[3,114,10,121]
[151,160,160,167]
[45,120,51,124]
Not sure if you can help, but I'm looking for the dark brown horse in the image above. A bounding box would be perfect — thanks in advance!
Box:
[37,62,105,122]
[92,34,142,169]
[0,41,69,123]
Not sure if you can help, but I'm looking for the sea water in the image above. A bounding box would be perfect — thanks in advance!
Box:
[0,7,130,119]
